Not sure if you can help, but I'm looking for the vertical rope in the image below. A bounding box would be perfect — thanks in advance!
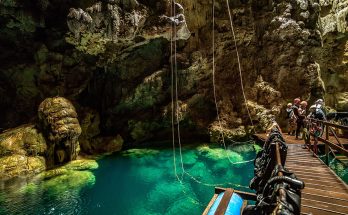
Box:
[225,0,255,130]
[171,0,181,183]
[170,0,254,191]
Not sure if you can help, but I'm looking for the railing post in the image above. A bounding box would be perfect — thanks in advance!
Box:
[325,142,329,165]
[326,124,329,140]
[314,136,318,156]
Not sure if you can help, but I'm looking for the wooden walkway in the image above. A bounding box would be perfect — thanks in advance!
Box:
[254,134,348,215]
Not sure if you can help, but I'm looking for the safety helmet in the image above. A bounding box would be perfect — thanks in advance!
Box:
[309,105,316,111]
[300,101,307,107]
[315,99,324,105]
[287,103,292,107]
[293,98,301,105]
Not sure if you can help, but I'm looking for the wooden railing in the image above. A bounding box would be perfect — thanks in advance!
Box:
[307,118,348,165]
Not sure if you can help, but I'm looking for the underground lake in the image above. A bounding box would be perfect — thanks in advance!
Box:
[0,143,260,215]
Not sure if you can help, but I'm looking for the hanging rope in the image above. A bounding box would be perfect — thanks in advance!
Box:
[225,0,255,131]
[211,0,253,145]
[171,0,182,183]
[170,0,253,192]
[211,0,254,166]
[173,0,185,181]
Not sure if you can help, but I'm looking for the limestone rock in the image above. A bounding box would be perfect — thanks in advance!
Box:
[66,1,190,56]
[250,76,282,106]
[209,125,248,144]
[38,97,82,167]
[320,0,348,35]
[0,155,46,181]
[0,125,47,181]
[79,108,123,154]
[336,92,348,111]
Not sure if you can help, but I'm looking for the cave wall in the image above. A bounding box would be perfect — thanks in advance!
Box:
[0,0,348,148]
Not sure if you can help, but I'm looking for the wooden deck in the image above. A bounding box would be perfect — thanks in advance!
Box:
[253,133,348,215]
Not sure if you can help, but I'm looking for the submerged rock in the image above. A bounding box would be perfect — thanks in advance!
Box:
[196,145,244,163]
[121,148,160,157]
[19,159,98,195]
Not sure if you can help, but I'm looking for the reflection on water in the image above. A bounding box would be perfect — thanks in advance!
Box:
[0,143,258,215]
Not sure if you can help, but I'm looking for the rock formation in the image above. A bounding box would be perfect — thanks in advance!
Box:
[0,97,82,181]
[0,125,46,181]
[38,97,82,167]
[0,0,347,146]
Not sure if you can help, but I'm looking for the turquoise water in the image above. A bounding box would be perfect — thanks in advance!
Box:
[0,144,259,215]
[319,154,348,183]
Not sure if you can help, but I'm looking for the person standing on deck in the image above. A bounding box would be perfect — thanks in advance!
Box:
[295,100,307,139]
[286,103,296,135]
[314,99,326,120]
[292,98,301,139]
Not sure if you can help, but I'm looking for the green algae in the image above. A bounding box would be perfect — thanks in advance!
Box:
[166,195,201,215]
[182,150,198,165]
[146,181,194,211]
[197,145,244,163]
[21,170,95,195]
[229,144,255,153]
[121,148,160,157]
[131,166,165,183]
[18,159,98,196]
[253,144,263,153]
[44,170,95,193]
[66,32,108,56]
[63,159,99,171]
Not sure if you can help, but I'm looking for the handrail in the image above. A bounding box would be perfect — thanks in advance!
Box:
[316,135,348,157]
[307,117,348,165]
[309,118,348,131]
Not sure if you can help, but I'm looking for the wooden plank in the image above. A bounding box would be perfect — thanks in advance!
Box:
[286,143,348,214]
[303,182,347,192]
[287,166,334,173]
[302,192,348,204]
[302,198,348,213]
[294,172,341,181]
[214,188,234,215]
[304,187,348,199]
[302,204,347,215]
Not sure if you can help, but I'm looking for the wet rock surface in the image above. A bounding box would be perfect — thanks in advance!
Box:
[38,97,82,167]
[0,125,47,181]
[0,0,347,148]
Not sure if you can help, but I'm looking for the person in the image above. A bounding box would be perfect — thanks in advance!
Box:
[291,98,301,139]
[314,99,326,120]
[295,100,307,139]
[311,122,322,155]
[286,103,296,135]
[307,105,316,119]
[286,103,293,118]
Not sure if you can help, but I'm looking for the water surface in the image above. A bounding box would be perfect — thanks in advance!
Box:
[0,143,259,215]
